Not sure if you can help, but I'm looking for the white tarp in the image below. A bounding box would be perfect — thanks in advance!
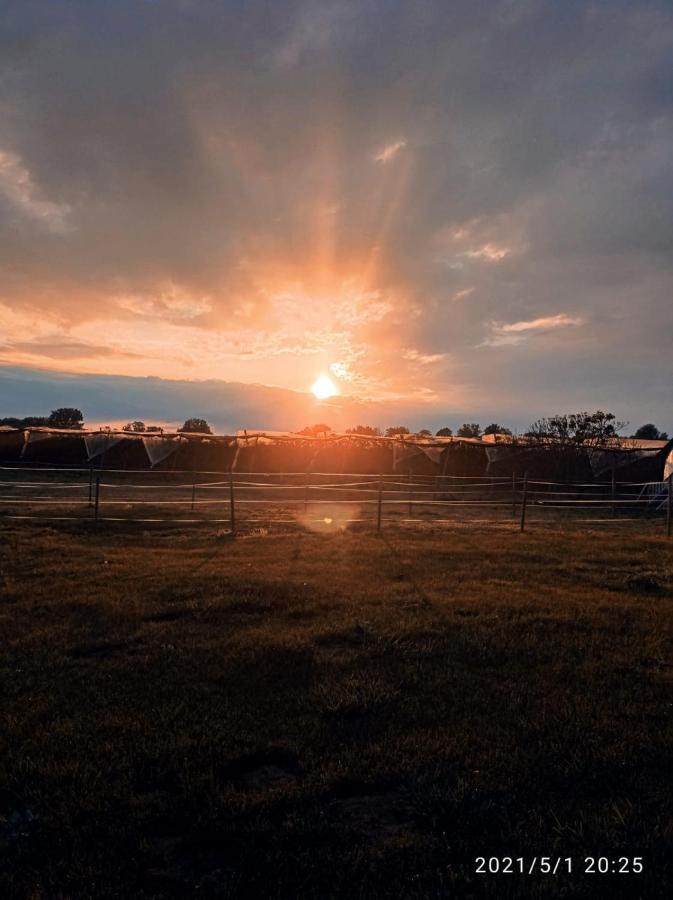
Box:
[142,436,180,467]
[84,434,124,461]
[484,445,526,469]
[420,446,444,465]
[393,443,444,471]
[588,448,658,477]
[24,430,52,444]
[20,430,59,458]
[665,450,673,481]
[392,443,420,470]
[0,429,27,456]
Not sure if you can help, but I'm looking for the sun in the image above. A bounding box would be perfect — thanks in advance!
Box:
[311,373,339,400]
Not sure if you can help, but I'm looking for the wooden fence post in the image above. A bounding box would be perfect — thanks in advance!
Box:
[304,471,310,513]
[191,482,196,512]
[519,471,528,533]
[611,468,616,519]
[376,473,383,533]
[88,463,94,508]
[511,472,517,518]
[229,471,236,536]
[408,469,413,517]
[94,476,100,523]
[667,473,672,539]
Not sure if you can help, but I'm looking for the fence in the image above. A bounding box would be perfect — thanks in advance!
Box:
[0,466,670,536]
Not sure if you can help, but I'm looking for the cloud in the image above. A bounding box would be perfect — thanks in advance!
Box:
[500,314,584,334]
[402,348,447,364]
[116,284,212,320]
[462,243,511,262]
[479,314,584,347]
[373,140,407,163]
[0,149,70,232]
[2,338,144,361]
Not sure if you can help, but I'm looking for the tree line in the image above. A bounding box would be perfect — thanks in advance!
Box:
[0,410,213,434]
[301,414,670,442]
[0,409,669,444]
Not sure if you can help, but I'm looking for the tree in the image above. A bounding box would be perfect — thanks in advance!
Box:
[457,423,481,438]
[299,423,332,437]
[123,421,146,433]
[526,410,625,447]
[385,426,410,437]
[633,424,668,440]
[178,418,212,434]
[145,425,164,433]
[524,410,627,481]
[0,416,49,428]
[436,427,453,437]
[417,429,432,437]
[483,423,512,436]
[48,408,84,429]
[20,416,49,428]
[346,425,382,436]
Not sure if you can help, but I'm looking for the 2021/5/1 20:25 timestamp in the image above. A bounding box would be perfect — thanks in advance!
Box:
[475,857,644,875]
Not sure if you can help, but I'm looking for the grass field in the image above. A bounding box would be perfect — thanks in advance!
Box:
[2,519,673,898]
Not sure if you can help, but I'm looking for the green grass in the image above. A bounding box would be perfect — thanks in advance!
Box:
[1,520,672,898]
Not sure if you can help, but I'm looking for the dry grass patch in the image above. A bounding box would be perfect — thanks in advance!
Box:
[1,521,672,898]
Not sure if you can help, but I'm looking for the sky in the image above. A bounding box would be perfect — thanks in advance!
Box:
[0,0,672,434]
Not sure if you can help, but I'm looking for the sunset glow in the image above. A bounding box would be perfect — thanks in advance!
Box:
[311,374,339,400]
[0,1,670,433]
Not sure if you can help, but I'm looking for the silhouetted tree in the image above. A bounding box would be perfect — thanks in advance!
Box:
[178,418,212,434]
[20,417,49,428]
[436,427,453,437]
[457,423,481,438]
[483,423,512,436]
[523,411,627,481]
[299,423,332,437]
[633,424,668,440]
[123,421,146,433]
[48,408,84,429]
[385,426,410,437]
[346,425,382,436]
[417,429,432,437]
[526,411,625,447]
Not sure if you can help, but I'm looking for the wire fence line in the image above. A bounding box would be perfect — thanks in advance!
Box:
[0,467,670,535]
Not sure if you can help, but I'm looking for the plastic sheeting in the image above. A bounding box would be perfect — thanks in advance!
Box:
[665,450,673,482]
[392,442,444,471]
[588,448,659,477]
[142,436,181,467]
[20,430,55,458]
[83,434,124,461]
[0,429,28,459]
